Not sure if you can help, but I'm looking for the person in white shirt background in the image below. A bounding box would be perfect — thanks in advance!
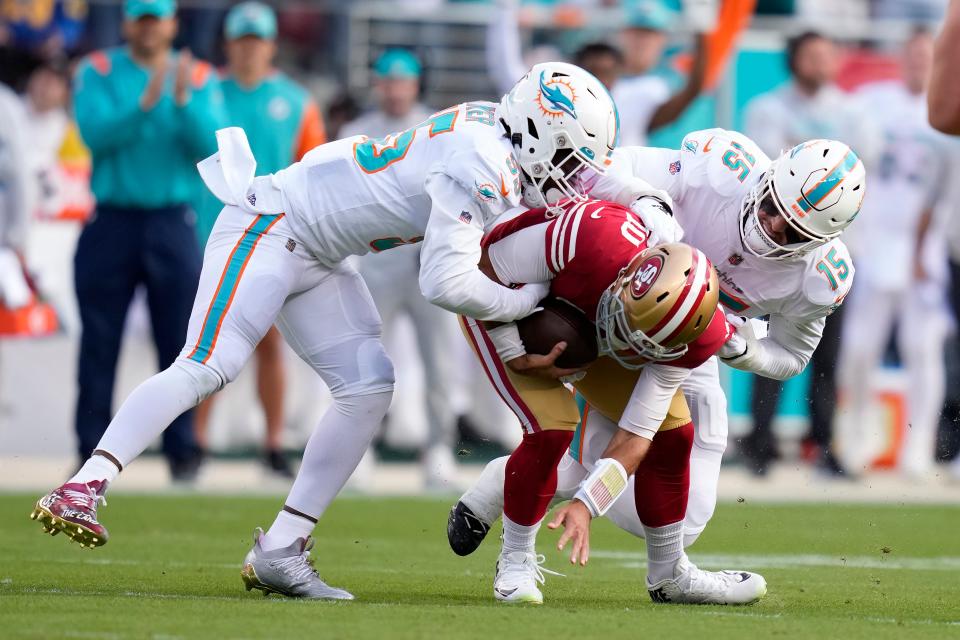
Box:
[0,80,34,315]
[838,28,953,479]
[485,0,709,147]
[740,30,876,477]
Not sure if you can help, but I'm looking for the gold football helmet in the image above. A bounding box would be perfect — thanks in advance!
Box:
[596,242,719,369]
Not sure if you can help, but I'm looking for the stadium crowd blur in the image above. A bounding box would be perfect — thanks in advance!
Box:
[2,0,959,487]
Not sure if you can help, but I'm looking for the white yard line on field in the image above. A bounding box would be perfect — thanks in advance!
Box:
[591,551,960,571]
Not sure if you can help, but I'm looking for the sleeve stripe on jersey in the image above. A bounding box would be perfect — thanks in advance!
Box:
[551,208,571,271]
[548,217,562,273]
[566,201,587,265]
[550,200,590,272]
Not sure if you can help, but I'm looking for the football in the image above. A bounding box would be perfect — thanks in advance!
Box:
[516,297,599,369]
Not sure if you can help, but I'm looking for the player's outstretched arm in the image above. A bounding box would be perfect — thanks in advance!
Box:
[549,363,690,564]
[647,33,708,133]
[419,174,547,322]
[720,314,823,380]
[930,0,960,134]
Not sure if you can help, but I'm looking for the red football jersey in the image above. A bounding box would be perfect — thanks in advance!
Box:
[484,199,732,370]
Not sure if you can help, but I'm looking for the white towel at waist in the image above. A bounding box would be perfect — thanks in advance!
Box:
[197,127,285,215]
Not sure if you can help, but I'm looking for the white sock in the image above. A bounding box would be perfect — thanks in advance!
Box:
[502,515,540,555]
[283,391,392,518]
[68,454,121,486]
[261,510,316,551]
[460,455,508,525]
[96,361,217,467]
[644,521,685,583]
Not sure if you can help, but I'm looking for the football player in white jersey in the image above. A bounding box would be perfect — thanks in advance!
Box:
[839,29,951,478]
[450,128,866,603]
[29,62,625,600]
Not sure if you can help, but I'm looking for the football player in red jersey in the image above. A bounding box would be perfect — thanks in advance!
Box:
[454,198,764,605]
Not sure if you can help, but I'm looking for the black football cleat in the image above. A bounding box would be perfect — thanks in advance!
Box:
[447,500,491,556]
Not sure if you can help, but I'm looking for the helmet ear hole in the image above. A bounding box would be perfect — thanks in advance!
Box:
[527,118,540,139]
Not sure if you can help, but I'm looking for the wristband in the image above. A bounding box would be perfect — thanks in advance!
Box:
[573,458,628,518]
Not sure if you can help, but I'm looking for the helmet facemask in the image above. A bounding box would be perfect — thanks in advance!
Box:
[596,283,688,370]
[514,129,607,210]
[739,166,829,261]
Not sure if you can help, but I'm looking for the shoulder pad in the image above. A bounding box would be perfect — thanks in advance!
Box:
[679,128,727,155]
[445,144,523,210]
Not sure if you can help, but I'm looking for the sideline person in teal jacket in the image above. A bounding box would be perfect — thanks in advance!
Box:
[72,0,227,481]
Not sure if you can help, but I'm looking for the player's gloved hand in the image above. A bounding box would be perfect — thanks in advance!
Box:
[718,313,760,366]
[505,341,585,381]
[548,499,592,566]
[630,196,683,247]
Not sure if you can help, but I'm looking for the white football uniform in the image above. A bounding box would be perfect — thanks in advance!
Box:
[89,102,548,528]
[589,128,855,540]
[189,101,539,387]
[838,82,951,476]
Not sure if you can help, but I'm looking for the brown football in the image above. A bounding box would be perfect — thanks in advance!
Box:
[516,298,599,369]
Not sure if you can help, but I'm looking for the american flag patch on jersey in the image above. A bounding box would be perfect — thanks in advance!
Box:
[459,211,473,224]
[669,160,682,175]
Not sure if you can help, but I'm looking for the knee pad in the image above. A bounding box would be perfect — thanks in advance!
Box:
[317,337,396,400]
[172,358,225,403]
[685,388,728,455]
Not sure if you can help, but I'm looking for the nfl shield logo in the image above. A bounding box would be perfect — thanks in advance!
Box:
[458,211,473,224]
[728,253,743,265]
[669,161,681,175]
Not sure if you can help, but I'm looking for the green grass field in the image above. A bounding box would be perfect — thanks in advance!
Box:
[2,493,958,639]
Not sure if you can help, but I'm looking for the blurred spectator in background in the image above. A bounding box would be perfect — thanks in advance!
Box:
[838,29,950,479]
[192,1,326,479]
[873,0,947,20]
[342,49,465,491]
[22,62,70,218]
[0,81,34,313]
[325,92,362,140]
[741,30,874,477]
[0,0,87,89]
[486,0,709,146]
[929,0,960,134]
[613,0,708,145]
[72,0,226,480]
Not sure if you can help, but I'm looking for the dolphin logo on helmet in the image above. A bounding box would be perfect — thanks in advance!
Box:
[537,72,577,119]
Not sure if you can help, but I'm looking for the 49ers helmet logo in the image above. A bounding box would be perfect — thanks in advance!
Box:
[630,255,664,299]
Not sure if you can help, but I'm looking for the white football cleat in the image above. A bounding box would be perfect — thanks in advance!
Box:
[647,556,767,605]
[493,551,562,604]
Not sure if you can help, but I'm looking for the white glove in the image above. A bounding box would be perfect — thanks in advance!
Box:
[0,247,31,310]
[682,0,719,32]
[631,196,684,247]
[718,314,766,371]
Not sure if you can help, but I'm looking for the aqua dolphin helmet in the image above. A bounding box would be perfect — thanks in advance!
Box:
[740,140,866,260]
[498,61,620,208]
